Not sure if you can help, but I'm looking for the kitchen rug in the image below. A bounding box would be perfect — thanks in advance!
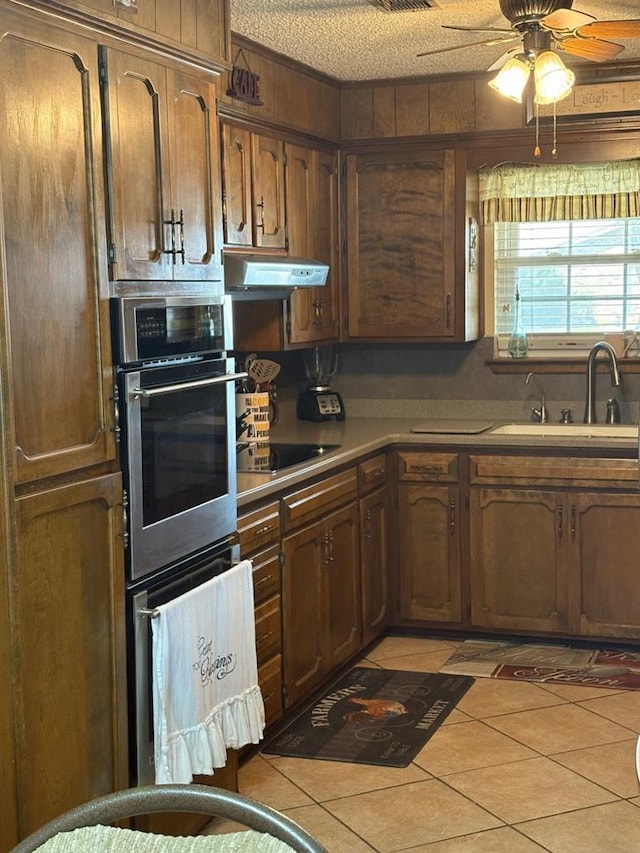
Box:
[262,667,474,767]
[440,639,640,690]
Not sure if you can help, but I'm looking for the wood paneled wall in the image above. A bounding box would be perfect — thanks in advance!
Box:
[340,78,522,140]
[220,35,340,142]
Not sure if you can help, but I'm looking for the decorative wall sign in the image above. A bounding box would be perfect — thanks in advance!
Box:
[227,49,263,106]
[526,72,640,125]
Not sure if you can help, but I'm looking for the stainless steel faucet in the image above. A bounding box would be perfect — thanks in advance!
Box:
[525,372,548,423]
[583,340,622,424]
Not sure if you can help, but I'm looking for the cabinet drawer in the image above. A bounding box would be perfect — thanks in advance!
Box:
[252,545,281,606]
[255,595,281,665]
[258,654,283,728]
[282,468,358,531]
[397,451,459,483]
[358,454,387,495]
[238,501,280,554]
[470,454,639,488]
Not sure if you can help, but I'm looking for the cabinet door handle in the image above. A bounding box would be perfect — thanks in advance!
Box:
[163,208,177,264]
[111,384,121,444]
[120,489,129,550]
[365,508,372,543]
[557,503,563,539]
[449,498,456,534]
[237,141,248,232]
[178,208,185,265]
[570,505,576,541]
[162,209,185,264]
[445,292,452,328]
[256,195,265,231]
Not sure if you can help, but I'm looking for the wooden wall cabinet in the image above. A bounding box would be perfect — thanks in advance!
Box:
[226,133,341,352]
[281,469,360,708]
[0,12,115,485]
[344,148,480,342]
[101,46,224,281]
[237,500,284,729]
[359,454,390,646]
[469,454,640,639]
[285,144,340,346]
[221,124,286,251]
[38,0,231,67]
[395,451,463,625]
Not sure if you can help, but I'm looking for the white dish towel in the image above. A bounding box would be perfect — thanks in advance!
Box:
[152,559,265,784]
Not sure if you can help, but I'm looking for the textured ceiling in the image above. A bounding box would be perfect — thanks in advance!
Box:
[229,0,640,81]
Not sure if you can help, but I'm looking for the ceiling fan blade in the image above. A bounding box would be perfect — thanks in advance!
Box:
[486,47,522,72]
[541,9,595,33]
[442,24,514,34]
[559,36,625,62]
[417,35,518,58]
[577,20,640,39]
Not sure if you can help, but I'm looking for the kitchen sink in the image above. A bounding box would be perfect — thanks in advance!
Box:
[490,423,638,439]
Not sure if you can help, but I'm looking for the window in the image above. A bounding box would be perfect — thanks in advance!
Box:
[481,159,640,358]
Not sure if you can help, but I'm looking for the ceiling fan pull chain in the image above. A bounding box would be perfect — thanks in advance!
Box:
[552,100,558,159]
[534,101,541,160]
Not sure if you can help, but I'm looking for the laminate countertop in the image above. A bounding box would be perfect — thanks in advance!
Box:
[236,417,639,507]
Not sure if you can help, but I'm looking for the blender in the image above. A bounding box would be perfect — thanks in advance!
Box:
[297,345,345,422]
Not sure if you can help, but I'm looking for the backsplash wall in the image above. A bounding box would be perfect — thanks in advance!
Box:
[268,337,640,424]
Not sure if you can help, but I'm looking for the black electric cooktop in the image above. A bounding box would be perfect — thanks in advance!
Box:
[236,442,340,474]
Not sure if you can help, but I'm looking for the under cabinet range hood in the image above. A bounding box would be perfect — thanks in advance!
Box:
[223,252,329,300]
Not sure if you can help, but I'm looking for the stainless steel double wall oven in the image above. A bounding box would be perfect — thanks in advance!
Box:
[111,287,243,784]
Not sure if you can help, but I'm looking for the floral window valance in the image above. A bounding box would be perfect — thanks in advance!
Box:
[479,160,640,224]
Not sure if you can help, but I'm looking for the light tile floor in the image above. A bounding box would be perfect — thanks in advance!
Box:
[204,636,640,852]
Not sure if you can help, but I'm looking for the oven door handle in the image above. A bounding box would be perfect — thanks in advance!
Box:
[131,371,248,398]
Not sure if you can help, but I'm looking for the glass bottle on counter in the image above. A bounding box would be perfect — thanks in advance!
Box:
[508,285,529,359]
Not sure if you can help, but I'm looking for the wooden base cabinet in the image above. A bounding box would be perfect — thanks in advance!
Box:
[469,487,568,634]
[469,454,640,640]
[12,473,128,836]
[237,501,284,729]
[573,492,640,639]
[281,470,360,708]
[396,451,462,625]
[359,455,390,645]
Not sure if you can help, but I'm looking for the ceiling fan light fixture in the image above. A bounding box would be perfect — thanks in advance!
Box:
[488,56,531,102]
[533,49,575,103]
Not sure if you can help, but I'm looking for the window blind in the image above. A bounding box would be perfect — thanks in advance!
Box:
[494,218,640,352]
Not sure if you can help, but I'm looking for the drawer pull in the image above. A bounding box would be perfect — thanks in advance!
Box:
[262,691,275,702]
[369,468,385,479]
[256,631,274,645]
[412,465,444,474]
[255,524,275,537]
[254,574,274,587]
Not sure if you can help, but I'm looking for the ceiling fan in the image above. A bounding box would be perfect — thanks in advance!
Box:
[418,1,640,81]
[418,1,640,155]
